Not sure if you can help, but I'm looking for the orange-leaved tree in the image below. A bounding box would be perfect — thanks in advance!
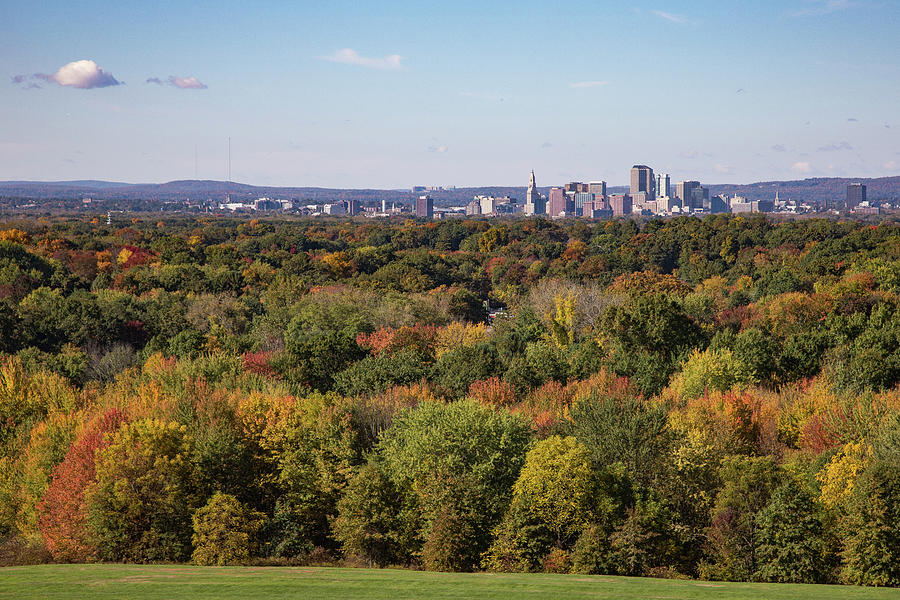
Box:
[37,408,127,561]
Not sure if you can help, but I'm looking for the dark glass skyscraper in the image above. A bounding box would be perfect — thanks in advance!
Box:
[416,195,433,218]
[847,183,866,210]
[677,180,701,210]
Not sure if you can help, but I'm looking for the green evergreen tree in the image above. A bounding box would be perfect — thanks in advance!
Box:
[842,462,900,586]
[754,479,833,583]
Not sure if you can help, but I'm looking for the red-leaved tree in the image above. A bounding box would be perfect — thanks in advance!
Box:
[37,408,127,562]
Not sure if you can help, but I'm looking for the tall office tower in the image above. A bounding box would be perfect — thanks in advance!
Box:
[588,181,607,196]
[548,187,571,216]
[381,199,387,213]
[847,183,866,210]
[630,165,656,201]
[416,195,434,218]
[525,170,546,215]
[656,173,670,199]
[609,194,633,216]
[676,180,701,210]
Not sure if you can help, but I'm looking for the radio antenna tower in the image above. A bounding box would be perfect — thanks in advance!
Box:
[227,137,232,183]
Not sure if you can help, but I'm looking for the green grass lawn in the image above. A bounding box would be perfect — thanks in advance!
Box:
[1,565,898,600]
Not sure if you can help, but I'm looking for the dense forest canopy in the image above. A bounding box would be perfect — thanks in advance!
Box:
[3,213,900,585]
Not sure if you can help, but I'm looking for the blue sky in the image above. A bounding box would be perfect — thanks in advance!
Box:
[1,0,898,188]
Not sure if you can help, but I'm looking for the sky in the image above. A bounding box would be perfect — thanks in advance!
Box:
[1,0,898,188]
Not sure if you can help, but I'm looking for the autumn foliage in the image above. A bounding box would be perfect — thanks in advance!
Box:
[37,408,127,561]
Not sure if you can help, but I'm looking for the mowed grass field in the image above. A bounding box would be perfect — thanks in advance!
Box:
[2,565,899,600]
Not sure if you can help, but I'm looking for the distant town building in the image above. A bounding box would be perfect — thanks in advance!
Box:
[548,187,572,216]
[574,192,593,216]
[630,165,656,201]
[219,202,251,211]
[847,183,867,211]
[640,200,658,215]
[632,191,650,211]
[479,196,496,216]
[588,181,607,196]
[253,197,280,210]
[691,186,710,211]
[676,181,701,211]
[656,195,680,214]
[609,194,633,216]
[416,195,434,218]
[582,201,612,218]
[468,195,518,217]
[323,202,347,215]
[730,198,774,214]
[496,196,520,214]
[852,204,880,216]
[705,194,729,214]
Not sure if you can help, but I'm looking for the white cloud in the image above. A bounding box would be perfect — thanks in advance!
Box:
[818,141,852,152]
[169,76,207,89]
[885,160,898,170]
[715,164,731,174]
[651,9,687,23]
[147,75,207,89]
[32,59,120,89]
[570,80,609,88]
[791,161,813,174]
[322,48,404,70]
[427,145,448,153]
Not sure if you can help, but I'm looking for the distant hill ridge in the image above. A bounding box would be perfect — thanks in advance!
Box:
[1,176,898,205]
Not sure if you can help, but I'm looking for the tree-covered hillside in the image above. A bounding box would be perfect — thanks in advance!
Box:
[2,214,900,585]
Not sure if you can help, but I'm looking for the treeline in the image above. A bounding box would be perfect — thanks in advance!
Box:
[2,214,900,585]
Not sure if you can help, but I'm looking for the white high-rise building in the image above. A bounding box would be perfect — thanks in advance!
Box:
[524,169,546,215]
[479,195,496,215]
[656,173,670,199]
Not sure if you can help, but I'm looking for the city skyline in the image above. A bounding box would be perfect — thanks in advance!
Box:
[2,0,898,188]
